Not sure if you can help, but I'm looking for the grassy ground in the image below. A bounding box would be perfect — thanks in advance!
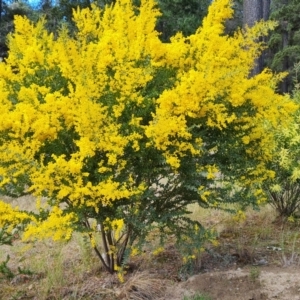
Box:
[1,198,300,300]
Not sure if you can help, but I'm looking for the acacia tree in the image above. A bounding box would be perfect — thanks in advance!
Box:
[263,104,300,217]
[0,0,297,275]
[263,64,300,217]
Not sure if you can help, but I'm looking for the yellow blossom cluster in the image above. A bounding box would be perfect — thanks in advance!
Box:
[22,206,77,241]
[103,218,124,240]
[146,17,296,170]
[0,0,158,211]
[0,200,35,233]
[152,246,164,256]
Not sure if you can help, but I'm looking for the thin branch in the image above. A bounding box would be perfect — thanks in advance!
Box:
[100,223,111,268]
[106,230,115,270]
[117,228,130,266]
[89,233,114,274]
[83,219,113,274]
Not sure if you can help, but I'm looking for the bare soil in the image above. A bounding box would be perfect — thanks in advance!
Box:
[1,235,300,300]
[163,266,300,300]
[152,239,300,300]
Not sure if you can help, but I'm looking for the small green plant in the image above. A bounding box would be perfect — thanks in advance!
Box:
[249,266,260,282]
[183,293,212,300]
[0,225,33,280]
[0,254,33,280]
[0,226,13,246]
[0,255,14,280]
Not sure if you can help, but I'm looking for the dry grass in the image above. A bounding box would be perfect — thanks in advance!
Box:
[0,232,114,300]
[117,272,166,300]
[1,194,40,212]
[1,197,300,300]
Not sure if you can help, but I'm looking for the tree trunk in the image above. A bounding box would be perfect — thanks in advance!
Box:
[281,20,289,93]
[243,0,270,76]
[263,0,271,20]
[243,0,262,28]
[280,0,289,93]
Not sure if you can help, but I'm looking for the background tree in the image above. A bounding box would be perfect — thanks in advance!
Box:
[156,0,210,42]
[34,0,211,42]
[225,0,243,34]
[267,0,300,93]
[34,0,92,34]
[0,0,32,58]
[243,0,271,75]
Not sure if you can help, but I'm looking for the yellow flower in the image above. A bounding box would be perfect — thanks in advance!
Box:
[233,210,246,222]
[152,246,164,256]
[242,136,250,145]
[270,184,282,193]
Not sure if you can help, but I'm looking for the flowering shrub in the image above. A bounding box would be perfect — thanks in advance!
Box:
[263,83,300,218]
[0,0,296,274]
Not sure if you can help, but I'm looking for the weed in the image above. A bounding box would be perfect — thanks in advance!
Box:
[183,293,212,300]
[117,271,165,300]
[0,255,14,279]
[249,266,260,282]
[279,231,300,267]
[0,254,33,281]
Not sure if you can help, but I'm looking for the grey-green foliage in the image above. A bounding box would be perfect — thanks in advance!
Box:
[268,0,300,93]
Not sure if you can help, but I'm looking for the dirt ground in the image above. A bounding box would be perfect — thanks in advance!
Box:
[1,238,300,300]
[151,241,300,300]
[162,266,300,300]
[113,239,300,300]
[1,196,300,300]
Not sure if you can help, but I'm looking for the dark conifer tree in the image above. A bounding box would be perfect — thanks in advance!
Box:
[268,0,300,93]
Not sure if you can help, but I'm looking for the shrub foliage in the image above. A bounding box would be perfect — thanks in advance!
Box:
[263,79,300,218]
